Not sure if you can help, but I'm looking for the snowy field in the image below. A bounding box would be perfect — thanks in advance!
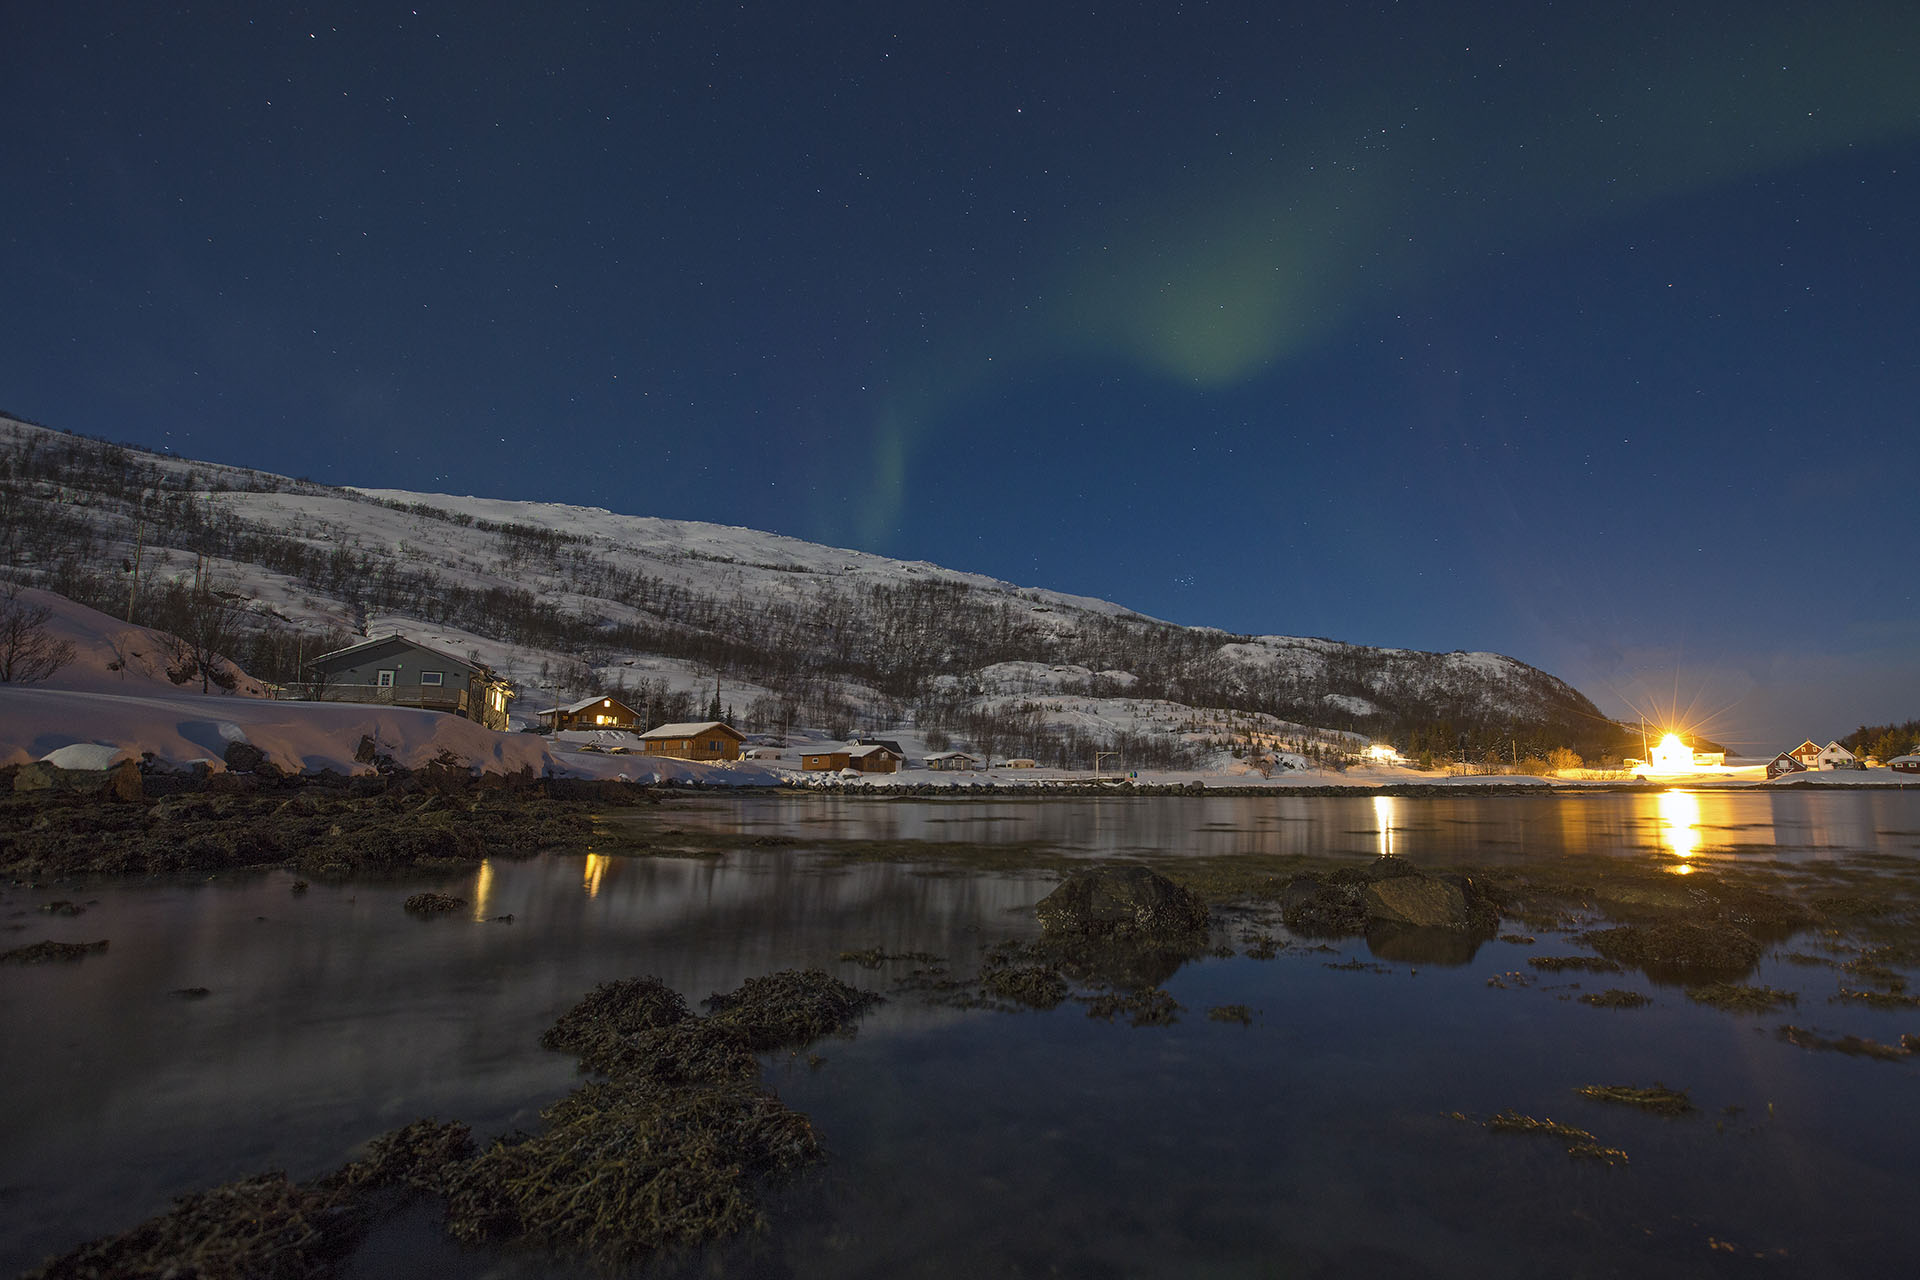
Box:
[2,589,1909,790]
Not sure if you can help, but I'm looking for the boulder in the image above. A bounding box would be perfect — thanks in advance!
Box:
[1035,865,1210,941]
[12,761,60,793]
[223,741,267,773]
[1363,875,1471,930]
[1282,856,1498,937]
[104,760,145,803]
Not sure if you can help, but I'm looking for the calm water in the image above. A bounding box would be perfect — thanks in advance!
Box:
[3,790,1918,1278]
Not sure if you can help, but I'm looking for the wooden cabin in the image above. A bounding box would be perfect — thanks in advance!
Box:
[639,721,743,761]
[533,694,641,733]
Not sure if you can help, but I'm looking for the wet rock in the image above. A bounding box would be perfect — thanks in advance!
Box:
[1364,874,1471,930]
[403,892,466,915]
[1035,865,1210,941]
[1283,856,1499,943]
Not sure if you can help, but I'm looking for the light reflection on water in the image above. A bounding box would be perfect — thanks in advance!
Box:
[655,788,1912,866]
[1,790,1916,1278]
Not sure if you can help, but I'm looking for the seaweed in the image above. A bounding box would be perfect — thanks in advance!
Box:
[442,1080,818,1262]
[1685,983,1798,1013]
[1079,986,1181,1027]
[979,963,1069,1009]
[1527,955,1623,974]
[1579,989,1651,1008]
[1776,1025,1916,1061]
[401,892,465,915]
[1583,921,1763,979]
[1484,1111,1597,1142]
[1832,987,1920,1009]
[701,969,884,1050]
[1207,1004,1254,1025]
[24,1170,364,1280]
[1574,1084,1694,1116]
[540,976,692,1056]
[1,939,108,964]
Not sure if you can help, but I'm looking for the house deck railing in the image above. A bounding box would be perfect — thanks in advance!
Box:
[299,684,471,715]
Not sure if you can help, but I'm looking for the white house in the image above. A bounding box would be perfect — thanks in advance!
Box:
[1816,741,1861,771]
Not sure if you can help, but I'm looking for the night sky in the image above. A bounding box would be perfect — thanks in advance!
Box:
[6,2,1917,751]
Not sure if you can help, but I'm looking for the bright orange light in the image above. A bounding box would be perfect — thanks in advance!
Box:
[1650,733,1694,773]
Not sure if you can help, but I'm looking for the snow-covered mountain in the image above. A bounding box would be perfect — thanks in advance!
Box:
[0,416,1621,764]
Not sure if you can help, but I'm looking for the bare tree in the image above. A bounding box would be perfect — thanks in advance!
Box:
[154,557,251,693]
[0,580,77,684]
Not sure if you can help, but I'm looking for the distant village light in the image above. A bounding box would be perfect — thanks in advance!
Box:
[1650,733,1694,773]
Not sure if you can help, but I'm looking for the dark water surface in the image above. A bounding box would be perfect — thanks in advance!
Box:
[3,790,1918,1278]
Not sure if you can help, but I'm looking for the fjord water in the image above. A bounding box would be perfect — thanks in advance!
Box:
[3,790,1917,1278]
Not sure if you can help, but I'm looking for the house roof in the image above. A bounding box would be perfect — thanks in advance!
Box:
[847,744,900,760]
[850,737,906,755]
[533,694,639,717]
[640,721,744,741]
[307,633,488,677]
[924,750,977,761]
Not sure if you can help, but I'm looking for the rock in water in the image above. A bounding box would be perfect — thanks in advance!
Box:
[1035,865,1209,940]
[1363,875,1471,930]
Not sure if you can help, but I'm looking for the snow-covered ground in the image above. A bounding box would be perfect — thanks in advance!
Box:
[3,589,1909,790]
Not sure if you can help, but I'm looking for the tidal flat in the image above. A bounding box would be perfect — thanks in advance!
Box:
[3,787,1918,1277]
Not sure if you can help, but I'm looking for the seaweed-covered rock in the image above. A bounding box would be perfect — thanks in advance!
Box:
[402,892,466,915]
[1584,921,1763,979]
[1035,865,1210,941]
[702,969,883,1051]
[980,963,1069,1009]
[24,1171,366,1280]
[1283,857,1499,939]
[541,977,694,1058]
[328,1118,476,1196]
[444,1079,819,1262]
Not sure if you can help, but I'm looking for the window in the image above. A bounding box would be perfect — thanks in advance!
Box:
[376,670,395,688]
[420,671,444,687]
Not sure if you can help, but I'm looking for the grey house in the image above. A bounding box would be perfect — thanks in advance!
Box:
[304,635,513,731]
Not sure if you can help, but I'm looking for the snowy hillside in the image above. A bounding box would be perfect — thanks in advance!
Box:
[0,417,1623,765]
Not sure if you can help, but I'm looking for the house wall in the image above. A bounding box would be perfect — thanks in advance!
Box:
[318,644,472,695]
[802,752,851,771]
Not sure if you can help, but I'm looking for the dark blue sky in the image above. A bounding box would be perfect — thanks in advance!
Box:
[6,1,1917,749]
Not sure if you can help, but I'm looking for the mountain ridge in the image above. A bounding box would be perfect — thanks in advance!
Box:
[1,416,1626,765]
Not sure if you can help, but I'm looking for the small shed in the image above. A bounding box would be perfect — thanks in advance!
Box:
[999,758,1038,769]
[640,721,743,761]
[1889,754,1920,775]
